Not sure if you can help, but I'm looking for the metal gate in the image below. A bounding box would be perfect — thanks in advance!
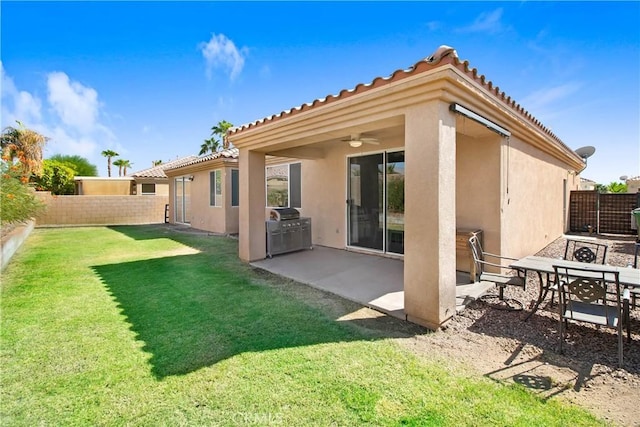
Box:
[569,191,639,234]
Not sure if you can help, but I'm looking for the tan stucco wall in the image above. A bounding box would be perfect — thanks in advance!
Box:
[34,192,168,226]
[134,181,169,196]
[456,134,501,255]
[499,137,578,258]
[181,168,238,234]
[76,179,133,195]
[167,163,239,235]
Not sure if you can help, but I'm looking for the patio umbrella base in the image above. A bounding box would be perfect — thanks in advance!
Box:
[479,294,524,311]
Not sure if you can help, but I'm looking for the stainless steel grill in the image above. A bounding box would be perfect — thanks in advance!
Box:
[266,208,312,258]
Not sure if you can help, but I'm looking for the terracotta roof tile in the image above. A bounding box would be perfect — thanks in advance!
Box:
[130,155,199,178]
[164,148,239,171]
[229,45,563,146]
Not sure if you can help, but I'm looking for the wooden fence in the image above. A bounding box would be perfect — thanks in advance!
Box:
[569,191,639,235]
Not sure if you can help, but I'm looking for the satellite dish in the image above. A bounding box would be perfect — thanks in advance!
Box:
[575,146,596,160]
[620,175,628,181]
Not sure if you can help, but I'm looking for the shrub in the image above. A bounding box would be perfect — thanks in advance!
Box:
[0,163,45,226]
[32,160,75,195]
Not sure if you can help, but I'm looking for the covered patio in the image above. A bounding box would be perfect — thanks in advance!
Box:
[230,45,584,329]
[252,246,493,321]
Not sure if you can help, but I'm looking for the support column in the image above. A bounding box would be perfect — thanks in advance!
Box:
[239,148,266,262]
[404,101,457,329]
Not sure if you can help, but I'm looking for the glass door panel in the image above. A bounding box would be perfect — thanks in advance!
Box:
[175,178,184,223]
[348,154,384,251]
[386,151,405,254]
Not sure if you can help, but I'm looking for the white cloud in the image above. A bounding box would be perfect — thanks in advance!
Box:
[425,21,441,32]
[520,82,583,112]
[199,33,247,81]
[2,65,119,173]
[44,126,97,158]
[1,62,43,126]
[457,8,505,34]
[47,71,99,133]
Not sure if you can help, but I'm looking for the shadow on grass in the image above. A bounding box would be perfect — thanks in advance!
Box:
[92,230,420,379]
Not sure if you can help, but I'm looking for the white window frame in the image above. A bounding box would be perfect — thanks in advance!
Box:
[210,170,222,207]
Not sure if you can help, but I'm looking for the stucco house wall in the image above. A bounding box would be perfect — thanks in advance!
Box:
[500,137,578,258]
[228,45,584,329]
[75,177,134,195]
[165,150,239,235]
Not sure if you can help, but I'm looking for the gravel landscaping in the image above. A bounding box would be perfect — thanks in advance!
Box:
[408,233,640,426]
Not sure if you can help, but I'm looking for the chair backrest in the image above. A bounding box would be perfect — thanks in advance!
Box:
[468,234,485,277]
[563,239,608,264]
[553,265,621,320]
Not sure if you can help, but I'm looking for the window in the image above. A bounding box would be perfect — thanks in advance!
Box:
[266,163,301,208]
[209,170,222,206]
[231,169,239,207]
[141,183,156,194]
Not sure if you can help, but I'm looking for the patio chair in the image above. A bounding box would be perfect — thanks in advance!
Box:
[553,265,630,368]
[469,234,526,311]
[547,239,609,306]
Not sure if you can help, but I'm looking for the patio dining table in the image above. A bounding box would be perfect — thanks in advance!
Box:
[510,255,640,320]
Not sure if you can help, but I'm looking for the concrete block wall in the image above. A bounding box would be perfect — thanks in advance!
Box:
[34,192,168,226]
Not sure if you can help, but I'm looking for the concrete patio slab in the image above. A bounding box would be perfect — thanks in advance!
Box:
[251,245,494,323]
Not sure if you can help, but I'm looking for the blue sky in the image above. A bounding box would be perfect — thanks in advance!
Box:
[2,1,638,184]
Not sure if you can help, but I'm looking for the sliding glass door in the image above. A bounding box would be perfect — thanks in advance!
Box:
[347,151,404,254]
[174,177,191,224]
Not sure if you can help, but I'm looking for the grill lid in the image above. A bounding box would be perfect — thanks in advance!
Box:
[270,207,300,221]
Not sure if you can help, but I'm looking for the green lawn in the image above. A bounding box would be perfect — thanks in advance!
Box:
[1,225,604,426]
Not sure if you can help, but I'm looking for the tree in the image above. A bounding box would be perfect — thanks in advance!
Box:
[595,181,628,193]
[101,149,119,177]
[212,120,234,149]
[152,160,163,166]
[607,182,627,193]
[48,154,98,176]
[1,120,49,178]
[0,163,45,225]
[199,120,233,155]
[199,137,219,155]
[120,160,132,176]
[31,160,75,195]
[112,159,125,177]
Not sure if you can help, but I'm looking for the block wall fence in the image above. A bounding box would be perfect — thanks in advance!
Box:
[34,192,168,226]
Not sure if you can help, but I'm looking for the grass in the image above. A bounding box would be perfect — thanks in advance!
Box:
[0,225,605,426]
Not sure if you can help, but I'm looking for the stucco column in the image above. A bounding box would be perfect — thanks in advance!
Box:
[404,101,457,329]
[239,148,266,262]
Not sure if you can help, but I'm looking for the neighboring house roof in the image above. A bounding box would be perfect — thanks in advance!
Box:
[228,45,563,147]
[580,177,596,184]
[626,176,640,182]
[164,148,239,171]
[130,156,199,178]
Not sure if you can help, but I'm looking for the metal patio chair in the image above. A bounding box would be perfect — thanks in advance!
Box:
[553,265,630,368]
[469,234,526,311]
[547,239,609,307]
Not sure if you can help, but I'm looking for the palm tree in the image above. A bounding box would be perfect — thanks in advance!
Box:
[112,159,125,177]
[199,120,234,154]
[1,121,49,178]
[199,137,219,155]
[101,149,119,177]
[211,120,234,150]
[121,160,132,176]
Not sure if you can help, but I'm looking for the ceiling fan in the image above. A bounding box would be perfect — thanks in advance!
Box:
[342,133,379,148]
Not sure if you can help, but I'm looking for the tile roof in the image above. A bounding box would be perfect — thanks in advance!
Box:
[228,45,563,145]
[164,148,239,171]
[130,155,199,178]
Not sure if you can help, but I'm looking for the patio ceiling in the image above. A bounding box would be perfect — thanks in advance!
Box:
[261,112,499,160]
